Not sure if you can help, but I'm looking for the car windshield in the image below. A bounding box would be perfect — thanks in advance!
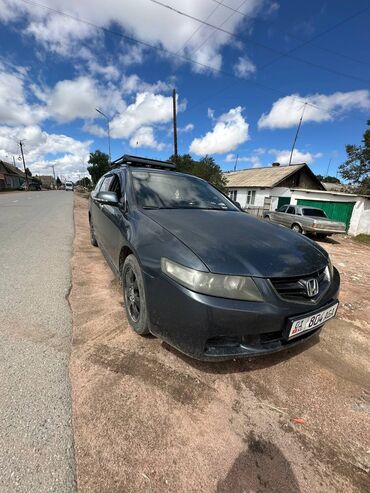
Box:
[132,170,236,210]
[302,208,327,217]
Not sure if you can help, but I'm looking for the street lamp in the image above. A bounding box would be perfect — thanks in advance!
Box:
[95,108,111,164]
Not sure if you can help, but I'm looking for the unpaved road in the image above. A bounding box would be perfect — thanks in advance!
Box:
[0,191,75,492]
[70,195,370,493]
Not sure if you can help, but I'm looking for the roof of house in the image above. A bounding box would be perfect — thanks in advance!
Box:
[0,160,25,177]
[224,163,307,188]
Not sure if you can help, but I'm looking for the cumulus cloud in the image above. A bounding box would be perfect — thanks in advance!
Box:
[190,106,249,155]
[110,92,174,139]
[0,124,92,180]
[224,147,322,168]
[178,123,194,133]
[121,74,171,95]
[129,126,165,150]
[233,56,256,78]
[0,0,263,70]
[258,90,370,129]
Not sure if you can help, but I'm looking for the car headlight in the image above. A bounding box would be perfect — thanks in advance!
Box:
[161,258,263,302]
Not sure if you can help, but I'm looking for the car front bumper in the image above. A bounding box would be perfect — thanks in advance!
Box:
[144,267,340,361]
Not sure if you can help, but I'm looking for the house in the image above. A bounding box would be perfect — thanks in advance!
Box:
[39,175,55,189]
[224,162,370,235]
[0,160,27,190]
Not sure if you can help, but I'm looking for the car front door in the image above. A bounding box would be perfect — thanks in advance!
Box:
[271,204,288,224]
[91,174,114,251]
[284,205,297,227]
[99,171,129,273]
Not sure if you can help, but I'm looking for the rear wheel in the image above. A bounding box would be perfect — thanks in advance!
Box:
[90,219,98,247]
[122,255,150,336]
[265,215,271,221]
[291,223,303,234]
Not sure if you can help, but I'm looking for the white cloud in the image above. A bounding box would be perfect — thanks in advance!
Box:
[43,76,103,123]
[258,90,370,129]
[224,146,322,168]
[233,56,256,78]
[0,124,92,180]
[0,62,45,126]
[190,106,249,155]
[82,122,107,137]
[178,123,194,133]
[110,92,174,139]
[0,0,263,70]
[121,74,171,95]
[268,148,322,165]
[129,126,165,150]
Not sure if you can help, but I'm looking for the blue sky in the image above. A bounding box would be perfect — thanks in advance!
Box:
[0,0,369,181]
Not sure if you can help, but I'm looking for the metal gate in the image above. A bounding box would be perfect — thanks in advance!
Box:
[296,199,355,232]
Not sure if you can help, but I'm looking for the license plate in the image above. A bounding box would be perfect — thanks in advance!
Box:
[288,302,338,339]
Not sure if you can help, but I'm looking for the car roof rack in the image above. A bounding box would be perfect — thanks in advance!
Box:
[111,154,176,170]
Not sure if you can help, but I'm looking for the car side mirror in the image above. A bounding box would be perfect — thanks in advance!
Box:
[96,191,119,206]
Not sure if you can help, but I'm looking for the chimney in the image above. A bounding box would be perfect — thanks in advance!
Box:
[272,162,280,167]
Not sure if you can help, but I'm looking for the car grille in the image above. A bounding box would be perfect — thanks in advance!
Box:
[270,267,329,302]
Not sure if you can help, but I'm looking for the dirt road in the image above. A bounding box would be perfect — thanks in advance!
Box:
[70,195,370,493]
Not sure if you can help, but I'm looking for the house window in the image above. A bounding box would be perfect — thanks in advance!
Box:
[246,190,256,205]
[229,190,238,201]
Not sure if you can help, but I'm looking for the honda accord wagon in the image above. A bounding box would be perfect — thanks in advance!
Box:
[89,155,340,361]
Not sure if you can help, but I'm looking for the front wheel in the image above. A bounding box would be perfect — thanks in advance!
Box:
[122,255,150,336]
[291,223,303,234]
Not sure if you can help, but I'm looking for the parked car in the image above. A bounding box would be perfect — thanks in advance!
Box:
[65,181,74,191]
[89,155,340,361]
[264,205,346,238]
[19,182,42,191]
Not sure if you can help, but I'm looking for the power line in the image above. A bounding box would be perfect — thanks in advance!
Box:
[18,0,318,110]
[209,0,370,68]
[148,0,370,84]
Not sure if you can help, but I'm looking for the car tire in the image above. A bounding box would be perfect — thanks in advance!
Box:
[316,233,328,239]
[291,223,303,234]
[265,215,270,220]
[90,219,98,247]
[122,254,150,336]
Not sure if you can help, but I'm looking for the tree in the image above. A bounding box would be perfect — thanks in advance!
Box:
[316,174,340,184]
[170,154,228,191]
[87,150,110,184]
[56,176,62,188]
[25,167,32,176]
[76,176,92,188]
[339,120,370,186]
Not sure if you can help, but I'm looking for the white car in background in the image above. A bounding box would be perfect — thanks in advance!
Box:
[65,181,74,191]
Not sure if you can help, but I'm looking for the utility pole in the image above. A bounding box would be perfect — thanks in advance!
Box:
[51,164,56,188]
[234,154,239,172]
[288,102,307,166]
[19,140,29,190]
[326,158,332,177]
[172,88,178,158]
[95,108,111,164]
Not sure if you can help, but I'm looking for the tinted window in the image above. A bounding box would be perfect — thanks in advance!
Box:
[132,171,236,210]
[286,206,295,214]
[109,174,123,200]
[94,176,105,191]
[277,205,288,212]
[302,208,327,218]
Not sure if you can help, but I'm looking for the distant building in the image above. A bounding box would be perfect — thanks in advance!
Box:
[0,160,26,190]
[224,162,370,235]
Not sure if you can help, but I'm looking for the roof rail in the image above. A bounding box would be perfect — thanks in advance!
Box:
[111,154,176,170]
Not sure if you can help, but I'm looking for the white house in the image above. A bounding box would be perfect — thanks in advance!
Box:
[224,163,370,235]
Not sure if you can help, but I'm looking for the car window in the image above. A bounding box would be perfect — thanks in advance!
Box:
[277,205,288,213]
[109,174,122,200]
[132,171,237,210]
[286,206,295,214]
[302,208,327,218]
[94,176,105,192]
[100,176,114,192]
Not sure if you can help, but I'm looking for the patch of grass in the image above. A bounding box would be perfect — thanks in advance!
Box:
[353,234,370,245]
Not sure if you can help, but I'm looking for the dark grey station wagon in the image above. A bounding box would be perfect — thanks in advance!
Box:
[89,155,340,361]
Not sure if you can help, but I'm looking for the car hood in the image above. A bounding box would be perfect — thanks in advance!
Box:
[143,209,329,278]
